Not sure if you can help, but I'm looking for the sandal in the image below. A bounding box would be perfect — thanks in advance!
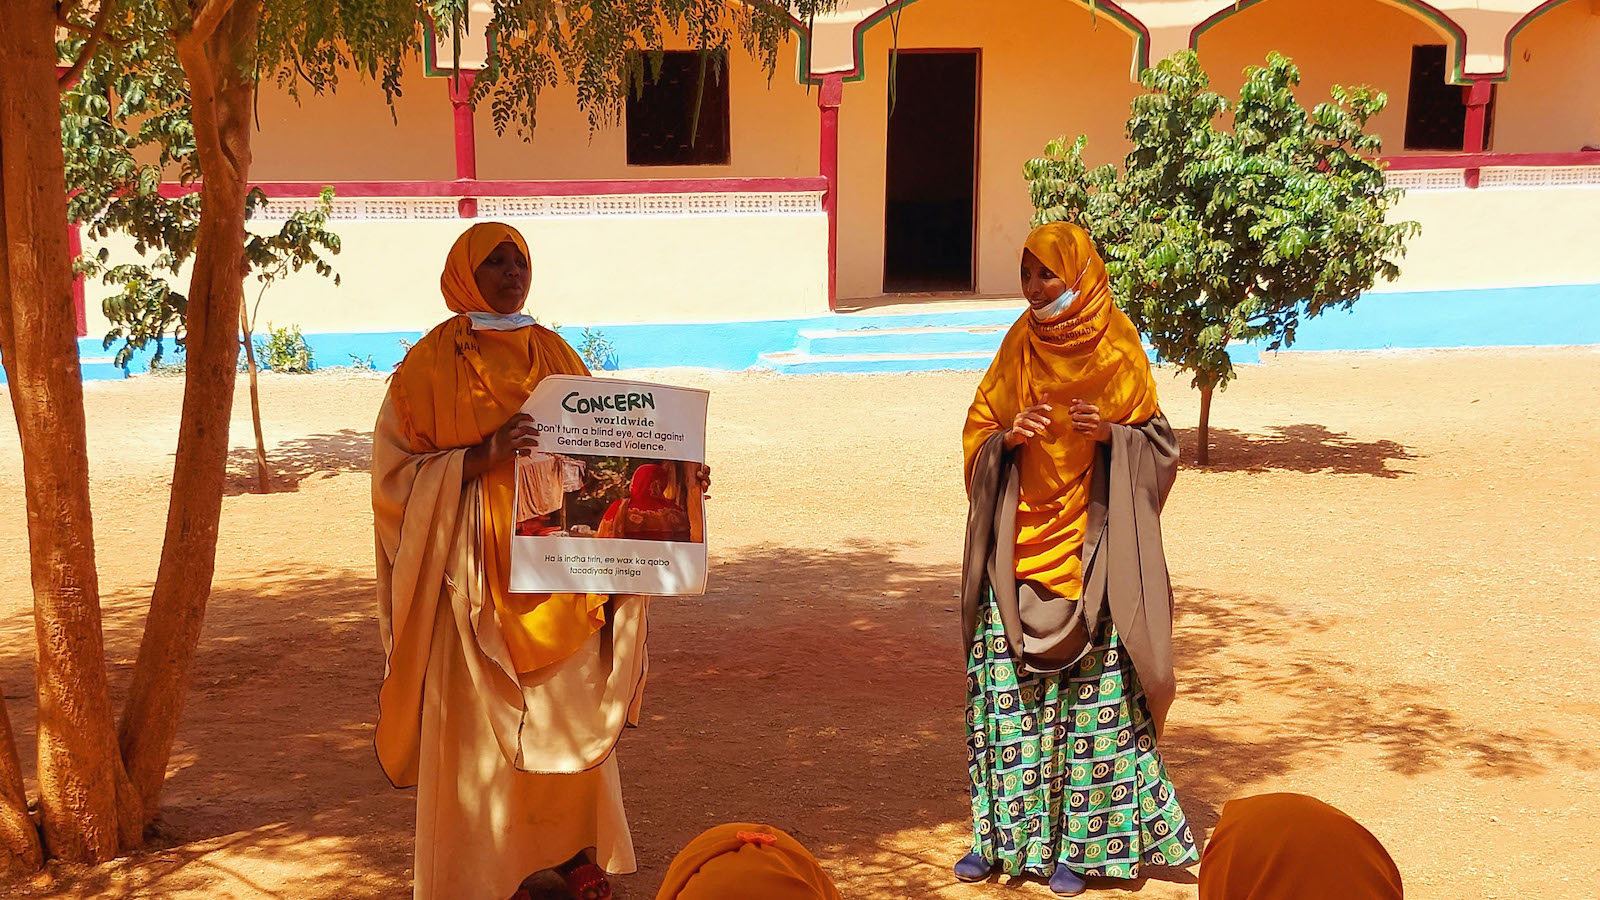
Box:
[563,861,612,900]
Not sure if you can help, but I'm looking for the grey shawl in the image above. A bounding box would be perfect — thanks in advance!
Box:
[960,415,1181,736]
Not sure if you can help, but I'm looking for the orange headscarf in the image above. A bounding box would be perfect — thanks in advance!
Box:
[655,824,842,900]
[391,222,606,674]
[1200,793,1404,900]
[962,222,1159,600]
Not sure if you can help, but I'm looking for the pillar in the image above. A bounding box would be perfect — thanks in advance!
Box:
[449,71,479,217]
[817,74,844,310]
[1462,78,1494,188]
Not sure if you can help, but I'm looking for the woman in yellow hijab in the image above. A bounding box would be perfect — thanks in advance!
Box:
[957,223,1197,895]
[1199,793,1404,899]
[373,223,698,900]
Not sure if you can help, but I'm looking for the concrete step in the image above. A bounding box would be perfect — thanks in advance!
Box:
[757,348,997,374]
[759,318,1261,373]
[797,324,1009,356]
[0,356,127,383]
[80,357,129,381]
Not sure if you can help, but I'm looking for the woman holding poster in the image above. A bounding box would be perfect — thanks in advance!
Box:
[372,223,697,900]
[957,223,1199,895]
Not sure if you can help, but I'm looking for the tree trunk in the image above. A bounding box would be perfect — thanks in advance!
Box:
[118,0,261,820]
[240,295,272,493]
[0,0,126,864]
[0,688,43,876]
[1197,383,1214,467]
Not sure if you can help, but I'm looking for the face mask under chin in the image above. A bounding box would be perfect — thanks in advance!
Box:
[1031,287,1080,322]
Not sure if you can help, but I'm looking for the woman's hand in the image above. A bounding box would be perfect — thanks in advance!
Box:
[1068,399,1112,443]
[463,412,540,482]
[489,412,542,461]
[696,464,712,498]
[1003,403,1054,449]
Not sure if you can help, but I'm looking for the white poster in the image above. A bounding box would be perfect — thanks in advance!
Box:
[509,376,709,596]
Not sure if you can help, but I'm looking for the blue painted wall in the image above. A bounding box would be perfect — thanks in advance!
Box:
[6,282,1593,382]
[1278,284,1600,351]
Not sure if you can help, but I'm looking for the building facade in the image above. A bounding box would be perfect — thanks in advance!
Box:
[74,0,1600,374]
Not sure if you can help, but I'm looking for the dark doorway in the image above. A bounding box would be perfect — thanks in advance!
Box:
[883,51,979,293]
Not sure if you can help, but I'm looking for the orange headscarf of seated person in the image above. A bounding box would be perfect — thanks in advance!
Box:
[655,824,842,900]
[390,222,605,674]
[1200,793,1404,900]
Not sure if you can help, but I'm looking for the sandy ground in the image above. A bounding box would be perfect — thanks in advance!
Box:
[0,348,1597,899]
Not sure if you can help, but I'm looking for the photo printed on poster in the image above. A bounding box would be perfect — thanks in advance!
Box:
[510,376,708,596]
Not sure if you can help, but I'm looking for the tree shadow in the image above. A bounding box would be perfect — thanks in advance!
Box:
[1176,424,1417,477]
[2,543,1592,898]
[223,429,373,496]
[1156,583,1599,854]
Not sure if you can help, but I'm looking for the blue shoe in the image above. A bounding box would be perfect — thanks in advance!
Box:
[953,852,992,882]
[1049,864,1086,896]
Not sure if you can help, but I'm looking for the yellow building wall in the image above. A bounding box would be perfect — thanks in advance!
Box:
[247,40,818,184]
[1195,0,1445,158]
[1381,187,1600,292]
[250,55,456,182]
[82,211,828,337]
[836,0,1144,300]
[1495,1,1600,152]
[77,187,1600,341]
[474,39,818,181]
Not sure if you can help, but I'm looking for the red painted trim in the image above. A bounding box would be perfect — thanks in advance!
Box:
[1462,79,1494,152]
[448,72,479,217]
[156,177,829,200]
[1380,151,1600,170]
[818,74,843,311]
[68,220,86,337]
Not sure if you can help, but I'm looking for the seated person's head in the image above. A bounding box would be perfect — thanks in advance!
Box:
[1200,793,1403,900]
[656,824,840,900]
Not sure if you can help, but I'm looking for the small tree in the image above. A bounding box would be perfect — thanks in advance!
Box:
[1025,51,1419,465]
[240,189,341,492]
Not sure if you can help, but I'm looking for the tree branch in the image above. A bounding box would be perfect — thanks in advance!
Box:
[185,0,239,43]
[0,690,44,876]
[57,0,118,91]
[55,0,87,26]
[175,32,236,183]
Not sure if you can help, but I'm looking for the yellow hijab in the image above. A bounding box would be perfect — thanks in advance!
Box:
[655,824,842,900]
[962,222,1159,600]
[1200,793,1404,900]
[391,222,605,674]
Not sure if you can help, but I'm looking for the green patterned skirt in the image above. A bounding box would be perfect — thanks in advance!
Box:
[966,591,1199,879]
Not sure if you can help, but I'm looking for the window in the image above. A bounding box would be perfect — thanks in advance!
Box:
[625,51,731,166]
[1404,45,1495,151]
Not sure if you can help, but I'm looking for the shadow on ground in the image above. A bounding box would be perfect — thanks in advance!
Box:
[224,430,373,496]
[1175,424,1417,477]
[2,541,1588,898]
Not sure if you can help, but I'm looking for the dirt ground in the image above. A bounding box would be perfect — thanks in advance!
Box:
[1,348,1597,899]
